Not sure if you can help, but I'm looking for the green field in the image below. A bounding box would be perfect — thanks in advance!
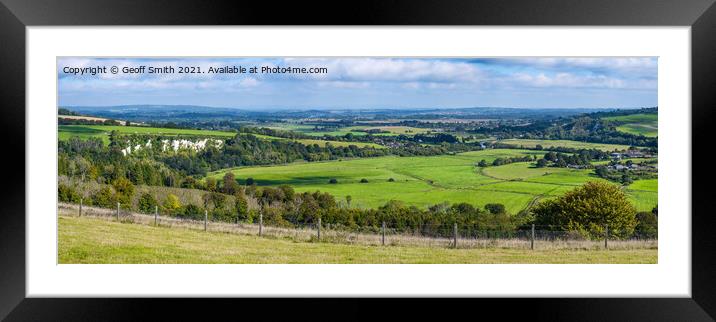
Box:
[59,125,382,148]
[603,113,658,137]
[626,179,658,212]
[59,125,237,144]
[266,124,431,137]
[244,133,384,148]
[59,216,657,264]
[210,149,657,213]
[496,139,633,151]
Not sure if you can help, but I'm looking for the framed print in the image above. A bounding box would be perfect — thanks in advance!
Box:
[1,0,715,320]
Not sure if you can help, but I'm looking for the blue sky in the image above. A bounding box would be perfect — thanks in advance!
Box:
[57,57,657,109]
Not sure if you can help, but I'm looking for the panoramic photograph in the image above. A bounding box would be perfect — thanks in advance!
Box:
[56,57,658,264]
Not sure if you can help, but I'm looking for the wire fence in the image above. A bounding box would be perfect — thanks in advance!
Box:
[58,202,657,250]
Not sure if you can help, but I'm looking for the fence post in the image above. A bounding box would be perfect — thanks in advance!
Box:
[531,224,535,250]
[259,211,263,236]
[604,224,609,249]
[453,223,458,248]
[154,205,158,226]
[79,198,83,217]
[116,202,120,221]
[204,210,208,231]
[317,217,321,241]
[382,221,386,246]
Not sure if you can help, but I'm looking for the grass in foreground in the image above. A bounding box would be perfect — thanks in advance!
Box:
[59,216,657,264]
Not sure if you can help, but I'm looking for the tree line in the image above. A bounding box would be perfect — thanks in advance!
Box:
[59,170,657,239]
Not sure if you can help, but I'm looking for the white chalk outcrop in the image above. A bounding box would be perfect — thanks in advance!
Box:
[121,138,223,156]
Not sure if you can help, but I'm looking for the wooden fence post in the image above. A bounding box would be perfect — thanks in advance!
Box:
[382,221,386,246]
[453,223,458,248]
[204,210,208,231]
[531,224,535,250]
[317,217,321,241]
[116,202,119,221]
[154,205,158,226]
[604,224,609,249]
[259,211,263,236]
[79,198,83,217]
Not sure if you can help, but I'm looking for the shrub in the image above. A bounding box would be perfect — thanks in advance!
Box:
[183,204,204,220]
[138,193,158,214]
[235,193,249,222]
[360,178,369,183]
[484,203,506,215]
[536,159,548,168]
[328,178,338,184]
[112,177,135,207]
[93,187,116,208]
[58,183,81,203]
[163,193,182,215]
[634,211,658,239]
[388,178,395,182]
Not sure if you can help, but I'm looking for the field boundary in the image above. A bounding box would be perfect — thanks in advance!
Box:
[58,202,657,251]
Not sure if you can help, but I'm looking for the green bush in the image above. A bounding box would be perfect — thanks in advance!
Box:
[182,204,204,221]
[138,193,158,214]
[112,177,135,208]
[634,211,658,239]
[163,193,182,215]
[58,183,81,203]
[235,193,249,222]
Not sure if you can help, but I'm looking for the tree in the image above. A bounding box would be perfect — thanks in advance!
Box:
[595,166,608,178]
[112,177,135,207]
[532,181,637,238]
[163,193,182,215]
[58,183,81,203]
[634,211,658,239]
[245,177,255,186]
[536,158,548,168]
[345,195,352,207]
[621,174,633,185]
[360,178,369,183]
[93,187,116,208]
[222,172,240,195]
[205,177,218,192]
[235,192,249,222]
[484,203,506,215]
[183,204,203,220]
[478,160,488,167]
[138,193,158,214]
[328,178,338,184]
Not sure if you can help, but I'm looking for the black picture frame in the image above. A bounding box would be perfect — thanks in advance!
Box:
[1,0,714,320]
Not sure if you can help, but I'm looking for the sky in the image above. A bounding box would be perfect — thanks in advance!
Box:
[57,57,657,110]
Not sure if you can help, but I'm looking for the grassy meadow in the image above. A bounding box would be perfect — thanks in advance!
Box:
[496,139,633,151]
[210,149,657,213]
[58,216,657,264]
[59,124,237,144]
[58,125,383,148]
[242,133,384,148]
[266,124,429,137]
[603,113,658,137]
